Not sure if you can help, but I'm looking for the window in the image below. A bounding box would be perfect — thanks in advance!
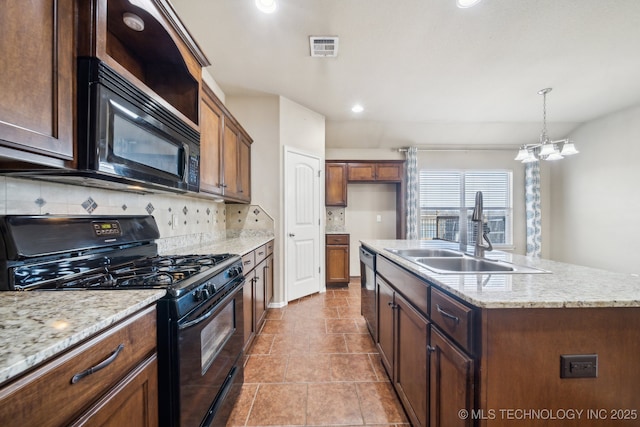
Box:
[419,170,513,247]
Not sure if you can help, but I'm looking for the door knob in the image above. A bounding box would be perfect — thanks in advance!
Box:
[288,233,295,237]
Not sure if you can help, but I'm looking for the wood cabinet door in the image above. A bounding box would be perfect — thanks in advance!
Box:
[0,0,74,167]
[238,135,252,202]
[347,162,376,181]
[199,85,224,195]
[222,119,240,198]
[429,327,475,427]
[376,276,395,377]
[325,162,347,206]
[243,269,255,350]
[395,293,429,427]
[265,253,274,310]
[69,355,158,427]
[326,244,350,283]
[255,259,267,332]
[376,162,404,181]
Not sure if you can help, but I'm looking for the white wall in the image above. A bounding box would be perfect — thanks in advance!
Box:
[279,97,326,157]
[550,105,640,274]
[225,95,326,304]
[346,183,397,272]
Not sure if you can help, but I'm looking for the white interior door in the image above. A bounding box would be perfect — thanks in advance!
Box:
[284,148,321,302]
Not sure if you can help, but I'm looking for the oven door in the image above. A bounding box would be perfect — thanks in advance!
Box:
[177,280,245,427]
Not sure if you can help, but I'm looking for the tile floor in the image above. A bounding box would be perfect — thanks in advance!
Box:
[227,279,409,426]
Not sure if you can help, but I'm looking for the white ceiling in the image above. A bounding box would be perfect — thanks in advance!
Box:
[170,0,640,149]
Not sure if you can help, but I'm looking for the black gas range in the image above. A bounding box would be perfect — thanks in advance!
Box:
[0,215,245,427]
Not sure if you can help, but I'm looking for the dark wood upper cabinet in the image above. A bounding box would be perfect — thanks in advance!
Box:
[347,161,404,182]
[0,0,74,168]
[199,83,252,203]
[199,84,224,196]
[325,162,348,206]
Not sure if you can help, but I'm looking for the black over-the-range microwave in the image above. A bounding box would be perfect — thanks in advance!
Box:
[72,57,200,193]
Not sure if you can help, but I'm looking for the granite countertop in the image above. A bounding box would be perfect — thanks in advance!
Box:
[325,226,347,234]
[0,289,165,386]
[160,234,274,257]
[361,239,640,309]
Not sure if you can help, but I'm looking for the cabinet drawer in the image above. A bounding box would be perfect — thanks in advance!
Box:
[266,239,274,256]
[430,287,476,354]
[242,251,255,272]
[254,244,267,265]
[377,256,429,317]
[326,234,349,245]
[0,306,157,427]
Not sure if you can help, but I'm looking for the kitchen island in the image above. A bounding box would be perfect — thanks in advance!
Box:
[361,239,640,427]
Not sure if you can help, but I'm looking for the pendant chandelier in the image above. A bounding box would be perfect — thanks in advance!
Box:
[515,88,579,163]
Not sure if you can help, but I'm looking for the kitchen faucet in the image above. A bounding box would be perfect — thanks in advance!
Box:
[471,191,493,258]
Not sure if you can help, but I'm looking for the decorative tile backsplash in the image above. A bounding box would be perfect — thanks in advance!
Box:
[226,204,275,236]
[0,176,273,248]
[326,207,345,226]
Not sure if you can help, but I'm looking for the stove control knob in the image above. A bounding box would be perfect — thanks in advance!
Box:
[194,287,210,301]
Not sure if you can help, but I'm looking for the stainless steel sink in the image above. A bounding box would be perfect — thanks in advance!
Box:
[384,247,549,274]
[415,257,514,273]
[384,248,463,258]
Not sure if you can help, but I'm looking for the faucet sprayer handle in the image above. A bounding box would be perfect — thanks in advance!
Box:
[472,191,484,221]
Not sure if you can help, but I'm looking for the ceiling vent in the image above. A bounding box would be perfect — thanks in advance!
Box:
[309,36,339,57]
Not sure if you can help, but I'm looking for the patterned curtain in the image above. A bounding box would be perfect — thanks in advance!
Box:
[525,161,542,257]
[405,147,420,240]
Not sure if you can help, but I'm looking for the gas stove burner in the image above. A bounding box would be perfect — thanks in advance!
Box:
[116,271,175,288]
[56,271,117,289]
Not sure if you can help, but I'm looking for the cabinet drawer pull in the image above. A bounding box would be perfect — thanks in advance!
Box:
[244,260,252,265]
[436,304,460,324]
[427,345,436,353]
[71,344,125,384]
[258,251,264,255]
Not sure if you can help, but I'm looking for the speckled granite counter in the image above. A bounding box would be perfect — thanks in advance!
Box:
[160,234,274,257]
[0,289,165,386]
[325,226,347,234]
[361,239,640,309]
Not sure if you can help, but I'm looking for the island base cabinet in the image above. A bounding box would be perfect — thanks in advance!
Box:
[395,293,429,427]
[376,275,395,376]
[376,274,429,427]
[429,327,475,427]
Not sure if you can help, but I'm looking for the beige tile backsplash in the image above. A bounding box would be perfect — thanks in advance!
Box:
[1,176,273,246]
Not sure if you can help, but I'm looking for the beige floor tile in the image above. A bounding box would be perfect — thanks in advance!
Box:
[246,383,307,426]
[232,278,408,426]
[306,383,363,425]
[357,382,409,424]
[330,353,378,381]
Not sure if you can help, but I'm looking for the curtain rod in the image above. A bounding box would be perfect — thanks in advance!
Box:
[397,146,515,152]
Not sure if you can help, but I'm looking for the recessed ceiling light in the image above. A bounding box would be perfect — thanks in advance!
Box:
[456,0,482,8]
[351,104,364,113]
[255,0,277,13]
[123,12,145,31]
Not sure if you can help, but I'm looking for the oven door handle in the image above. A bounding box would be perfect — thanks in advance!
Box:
[179,279,244,330]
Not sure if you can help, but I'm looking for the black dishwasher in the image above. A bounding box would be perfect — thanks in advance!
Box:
[360,246,377,340]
